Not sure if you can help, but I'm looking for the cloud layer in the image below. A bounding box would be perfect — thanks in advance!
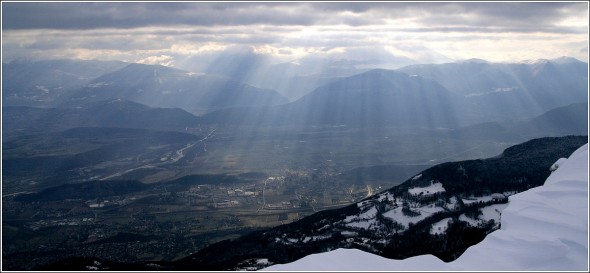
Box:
[2,2,588,66]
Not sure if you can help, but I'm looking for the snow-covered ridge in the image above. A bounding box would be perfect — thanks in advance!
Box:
[263,143,589,271]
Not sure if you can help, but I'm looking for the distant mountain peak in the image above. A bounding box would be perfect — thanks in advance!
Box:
[518,56,583,65]
[457,58,490,64]
[551,56,584,64]
[119,62,185,74]
[520,58,550,65]
[362,68,408,78]
[82,98,151,110]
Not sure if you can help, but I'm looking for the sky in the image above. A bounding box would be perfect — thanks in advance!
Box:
[2,1,589,69]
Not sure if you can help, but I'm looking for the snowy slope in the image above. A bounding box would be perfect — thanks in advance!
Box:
[263,143,589,271]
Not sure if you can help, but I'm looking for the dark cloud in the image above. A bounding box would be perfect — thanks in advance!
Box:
[413,2,588,32]
[2,2,586,34]
[390,26,586,34]
[2,2,317,29]
[462,2,583,21]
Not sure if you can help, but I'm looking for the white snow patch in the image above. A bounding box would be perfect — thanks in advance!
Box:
[344,206,377,223]
[430,218,452,235]
[340,231,358,237]
[376,192,394,202]
[503,190,519,197]
[186,72,204,76]
[446,196,460,210]
[550,157,567,172]
[35,85,49,93]
[86,82,109,88]
[408,181,445,196]
[464,86,518,97]
[257,258,269,265]
[382,206,429,229]
[415,203,445,214]
[346,218,377,230]
[312,235,331,241]
[479,203,508,223]
[317,224,331,231]
[462,195,493,205]
[357,200,374,208]
[459,213,481,227]
[264,143,589,271]
[459,203,507,227]
[412,174,422,180]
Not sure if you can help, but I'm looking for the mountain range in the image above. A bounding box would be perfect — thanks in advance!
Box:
[202,57,587,129]
[2,99,201,139]
[398,57,588,121]
[444,102,588,142]
[2,59,127,107]
[4,99,586,147]
[201,68,468,128]
[67,63,288,115]
[3,57,586,127]
[2,60,289,115]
